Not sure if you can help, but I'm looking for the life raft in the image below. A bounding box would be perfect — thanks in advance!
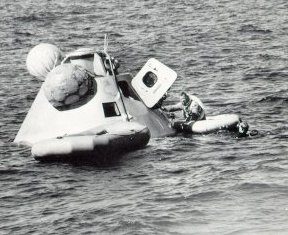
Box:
[173,114,240,134]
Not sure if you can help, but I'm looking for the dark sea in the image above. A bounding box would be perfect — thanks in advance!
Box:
[1,0,288,234]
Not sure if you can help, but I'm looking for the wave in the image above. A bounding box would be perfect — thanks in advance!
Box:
[185,190,223,201]
[13,31,33,37]
[14,14,41,22]
[269,126,288,136]
[257,95,288,103]
[236,182,275,190]
[274,134,288,139]
[238,24,272,34]
[243,68,288,80]
[0,168,19,175]
[14,12,59,23]
[258,53,288,61]
[162,167,189,174]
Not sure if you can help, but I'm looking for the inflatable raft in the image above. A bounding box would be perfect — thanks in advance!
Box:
[172,114,241,134]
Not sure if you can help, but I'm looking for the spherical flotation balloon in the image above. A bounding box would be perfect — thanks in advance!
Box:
[26,43,63,81]
[43,64,93,108]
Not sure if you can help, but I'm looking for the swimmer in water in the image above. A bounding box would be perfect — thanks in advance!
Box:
[236,120,258,138]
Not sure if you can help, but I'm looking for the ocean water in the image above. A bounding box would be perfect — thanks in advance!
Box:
[1,0,288,234]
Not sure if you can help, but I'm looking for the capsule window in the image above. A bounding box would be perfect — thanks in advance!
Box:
[142,71,157,88]
[102,102,121,117]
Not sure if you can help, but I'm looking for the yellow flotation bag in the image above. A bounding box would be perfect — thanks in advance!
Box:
[43,63,95,108]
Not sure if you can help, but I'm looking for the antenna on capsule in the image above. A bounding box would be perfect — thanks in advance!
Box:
[104,34,108,53]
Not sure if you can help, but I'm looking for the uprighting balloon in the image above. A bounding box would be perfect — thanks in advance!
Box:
[26,43,63,81]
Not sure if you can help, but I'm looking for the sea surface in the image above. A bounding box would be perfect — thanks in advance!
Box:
[1,0,288,234]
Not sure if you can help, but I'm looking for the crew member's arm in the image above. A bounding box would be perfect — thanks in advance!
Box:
[162,102,182,112]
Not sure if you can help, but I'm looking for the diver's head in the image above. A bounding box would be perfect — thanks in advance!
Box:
[180,92,190,105]
[237,121,249,136]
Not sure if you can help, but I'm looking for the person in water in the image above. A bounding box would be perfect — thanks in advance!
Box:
[163,91,206,121]
[162,92,206,132]
[236,120,258,138]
